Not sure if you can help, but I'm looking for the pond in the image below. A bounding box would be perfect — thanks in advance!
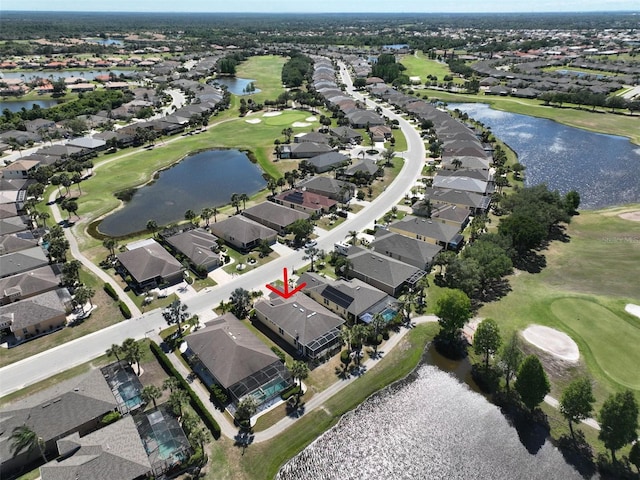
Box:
[98,149,266,237]
[209,77,261,95]
[0,99,61,112]
[449,103,640,209]
[278,348,584,480]
[0,69,135,82]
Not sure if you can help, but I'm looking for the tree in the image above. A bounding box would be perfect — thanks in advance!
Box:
[141,385,162,409]
[189,427,211,450]
[230,193,241,214]
[302,246,323,272]
[146,219,158,236]
[473,318,501,370]
[230,288,251,319]
[106,343,122,363]
[162,377,180,393]
[201,207,213,227]
[62,259,82,287]
[59,173,72,196]
[184,209,197,225]
[499,333,522,393]
[281,127,293,143]
[9,424,47,463]
[169,388,190,417]
[630,442,640,474]
[381,148,395,167]
[288,218,314,244]
[72,172,82,194]
[598,389,639,462]
[346,230,359,246]
[559,377,595,440]
[368,312,386,356]
[350,324,369,366]
[290,360,309,391]
[515,355,550,412]
[239,193,249,211]
[162,300,190,335]
[122,338,141,375]
[564,190,580,214]
[73,285,95,313]
[103,238,117,258]
[235,396,258,426]
[60,198,78,220]
[434,289,472,341]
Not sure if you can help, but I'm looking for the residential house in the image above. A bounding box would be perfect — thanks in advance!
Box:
[0,216,31,237]
[0,264,61,306]
[346,247,426,297]
[1,159,40,179]
[0,231,38,255]
[116,239,184,292]
[388,215,464,250]
[0,246,49,279]
[0,288,72,342]
[185,314,292,409]
[294,132,329,144]
[0,369,118,476]
[422,187,491,213]
[342,158,378,180]
[165,228,221,273]
[330,126,362,144]
[209,215,277,252]
[346,110,385,128]
[274,189,337,216]
[296,176,355,203]
[282,142,333,159]
[39,416,152,480]
[297,272,396,324]
[370,231,442,271]
[242,202,309,235]
[306,152,349,174]
[432,174,494,196]
[254,292,344,361]
[67,136,107,153]
[368,125,392,142]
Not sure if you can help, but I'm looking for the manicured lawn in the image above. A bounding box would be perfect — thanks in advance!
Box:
[261,111,309,126]
[478,205,640,406]
[422,89,640,145]
[234,55,287,104]
[399,52,464,85]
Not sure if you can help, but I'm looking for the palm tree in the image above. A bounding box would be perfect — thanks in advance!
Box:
[369,313,386,356]
[146,219,158,236]
[201,207,212,227]
[290,360,309,403]
[122,338,141,375]
[211,207,219,223]
[239,193,249,211]
[106,344,122,363]
[346,230,358,246]
[276,177,286,191]
[162,377,180,393]
[350,324,368,366]
[141,385,162,409]
[10,424,47,463]
[72,172,82,194]
[37,211,50,228]
[230,193,241,214]
[302,246,324,272]
[184,209,197,225]
[189,427,211,450]
[267,179,278,196]
[103,238,117,258]
[168,388,190,417]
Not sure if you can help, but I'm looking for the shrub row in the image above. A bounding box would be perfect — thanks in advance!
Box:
[270,345,286,363]
[103,282,119,300]
[118,301,132,319]
[149,341,221,439]
[280,384,301,400]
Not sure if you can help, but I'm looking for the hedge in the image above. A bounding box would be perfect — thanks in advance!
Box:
[149,341,221,439]
[103,282,119,300]
[280,384,301,400]
[118,301,132,319]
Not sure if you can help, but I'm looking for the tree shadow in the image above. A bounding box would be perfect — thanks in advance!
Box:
[479,277,512,303]
[285,398,306,418]
[556,432,597,479]
[233,430,254,455]
[513,251,546,274]
[549,224,571,243]
[498,398,548,455]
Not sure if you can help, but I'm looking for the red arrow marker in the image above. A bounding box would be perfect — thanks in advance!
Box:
[266,268,306,300]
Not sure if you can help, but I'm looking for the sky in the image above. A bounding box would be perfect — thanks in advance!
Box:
[2,0,638,13]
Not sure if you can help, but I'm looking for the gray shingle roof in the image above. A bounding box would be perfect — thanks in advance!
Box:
[0,246,49,279]
[209,215,277,246]
[347,247,425,292]
[242,202,309,230]
[116,240,183,284]
[165,228,219,268]
[371,231,443,269]
[1,288,70,332]
[0,264,61,302]
[389,215,462,244]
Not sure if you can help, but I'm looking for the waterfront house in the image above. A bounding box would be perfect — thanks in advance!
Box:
[116,239,184,292]
[274,189,337,216]
[296,176,355,203]
[209,215,277,253]
[242,202,309,235]
[164,228,221,273]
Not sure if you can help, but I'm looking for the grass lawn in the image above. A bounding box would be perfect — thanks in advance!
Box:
[478,205,640,409]
[423,89,640,145]
[234,55,287,104]
[399,52,464,85]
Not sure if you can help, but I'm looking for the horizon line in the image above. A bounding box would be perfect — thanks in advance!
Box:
[2,9,639,14]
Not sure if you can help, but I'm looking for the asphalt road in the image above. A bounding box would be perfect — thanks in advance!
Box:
[0,65,426,397]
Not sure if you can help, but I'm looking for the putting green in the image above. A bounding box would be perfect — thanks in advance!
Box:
[549,298,640,390]
[263,111,309,126]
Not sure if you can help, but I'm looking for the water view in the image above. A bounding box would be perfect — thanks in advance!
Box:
[278,363,584,480]
[209,77,261,95]
[0,69,134,82]
[98,149,266,237]
[0,99,60,112]
[449,103,640,208]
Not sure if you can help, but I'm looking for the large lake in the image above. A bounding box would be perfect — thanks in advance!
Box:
[0,99,61,112]
[277,361,586,480]
[98,149,266,237]
[449,103,640,209]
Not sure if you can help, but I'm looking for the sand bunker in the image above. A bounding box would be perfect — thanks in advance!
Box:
[292,122,311,127]
[619,211,640,222]
[522,325,580,362]
[305,116,317,122]
[263,111,282,117]
[625,304,640,319]
[245,118,262,124]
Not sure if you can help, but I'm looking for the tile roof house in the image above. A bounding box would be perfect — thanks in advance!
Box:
[0,246,49,279]
[0,288,72,342]
[254,292,345,361]
[242,202,309,235]
[165,228,220,273]
[116,239,184,292]
[39,416,152,480]
[0,264,61,306]
[209,215,277,252]
[296,176,355,202]
[306,152,349,174]
[371,231,443,271]
[346,247,426,297]
[297,272,396,324]
[0,369,118,476]
[274,189,337,216]
[185,313,292,409]
[388,215,464,250]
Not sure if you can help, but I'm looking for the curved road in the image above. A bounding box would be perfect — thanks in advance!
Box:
[0,66,426,398]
